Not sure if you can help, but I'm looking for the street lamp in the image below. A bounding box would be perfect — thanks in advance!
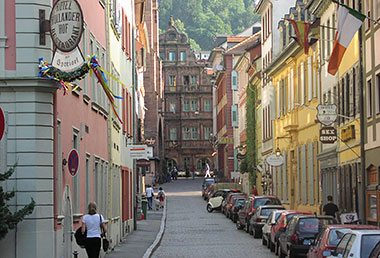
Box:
[275,147,281,157]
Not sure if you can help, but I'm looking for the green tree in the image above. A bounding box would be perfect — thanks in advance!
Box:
[246,83,257,186]
[0,164,35,240]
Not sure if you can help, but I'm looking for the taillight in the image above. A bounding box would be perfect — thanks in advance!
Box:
[322,246,335,258]
[256,218,263,222]
[290,234,299,244]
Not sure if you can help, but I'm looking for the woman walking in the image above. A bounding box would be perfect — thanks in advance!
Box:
[81,202,107,258]
[158,187,166,208]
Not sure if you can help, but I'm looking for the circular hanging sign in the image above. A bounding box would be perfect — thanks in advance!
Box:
[317,104,338,126]
[266,153,284,167]
[0,107,5,141]
[50,0,84,52]
[68,149,80,176]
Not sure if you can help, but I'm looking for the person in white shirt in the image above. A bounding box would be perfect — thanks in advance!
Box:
[81,202,107,258]
[146,184,154,210]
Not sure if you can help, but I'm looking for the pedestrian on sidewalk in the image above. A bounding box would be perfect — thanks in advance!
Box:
[252,185,258,196]
[205,163,211,178]
[81,202,107,258]
[323,195,339,219]
[191,165,195,180]
[158,187,166,209]
[146,184,154,210]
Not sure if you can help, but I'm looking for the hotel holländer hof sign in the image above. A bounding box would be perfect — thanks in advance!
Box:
[49,0,85,71]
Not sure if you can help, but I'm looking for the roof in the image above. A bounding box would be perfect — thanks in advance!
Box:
[225,32,261,54]
[349,230,380,235]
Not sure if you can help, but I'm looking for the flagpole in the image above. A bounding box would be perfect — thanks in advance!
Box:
[330,0,380,26]
[281,18,336,30]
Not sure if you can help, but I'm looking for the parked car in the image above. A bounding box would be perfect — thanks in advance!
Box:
[238,196,281,234]
[225,194,246,219]
[277,215,336,258]
[247,205,285,238]
[270,211,313,253]
[369,240,380,258]
[203,183,215,201]
[206,189,240,213]
[323,230,380,258]
[229,196,247,223]
[202,178,215,199]
[222,192,243,215]
[307,224,378,258]
[262,210,286,247]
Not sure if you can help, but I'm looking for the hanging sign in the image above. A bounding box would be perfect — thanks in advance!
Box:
[341,125,355,142]
[0,107,5,141]
[319,126,337,144]
[128,145,148,159]
[266,153,284,167]
[317,104,337,126]
[52,47,84,71]
[50,0,84,52]
[68,149,80,176]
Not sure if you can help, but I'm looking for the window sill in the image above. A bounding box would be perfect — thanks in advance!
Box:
[57,215,64,225]
[72,85,82,96]
[73,213,84,222]
[91,102,100,112]
[83,94,90,104]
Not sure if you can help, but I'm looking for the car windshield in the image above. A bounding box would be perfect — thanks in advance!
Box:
[275,213,282,221]
[361,235,380,258]
[261,208,280,216]
[328,229,351,246]
[253,198,281,209]
[298,218,319,233]
[234,199,245,206]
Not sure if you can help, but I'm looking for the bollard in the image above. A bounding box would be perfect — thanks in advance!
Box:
[73,250,79,258]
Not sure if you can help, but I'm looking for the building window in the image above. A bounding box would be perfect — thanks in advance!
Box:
[191,100,198,112]
[231,71,238,90]
[231,105,238,127]
[183,157,191,169]
[169,75,176,86]
[183,75,190,86]
[191,127,198,140]
[204,99,211,112]
[183,100,189,112]
[204,127,211,140]
[85,154,91,206]
[170,100,176,113]
[367,79,373,118]
[183,128,190,140]
[376,73,380,114]
[180,51,186,61]
[169,51,176,61]
[170,128,177,141]
[190,75,197,86]
[353,68,356,115]
[367,192,377,220]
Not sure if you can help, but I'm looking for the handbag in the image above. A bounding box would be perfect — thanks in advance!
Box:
[100,215,109,252]
[74,227,86,248]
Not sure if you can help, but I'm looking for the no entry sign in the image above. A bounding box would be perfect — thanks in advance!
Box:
[0,107,4,141]
[68,149,79,176]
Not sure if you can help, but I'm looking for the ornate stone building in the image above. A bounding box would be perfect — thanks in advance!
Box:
[160,18,214,173]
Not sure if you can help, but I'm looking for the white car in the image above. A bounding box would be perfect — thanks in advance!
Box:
[262,210,286,247]
[323,229,380,258]
[206,189,239,213]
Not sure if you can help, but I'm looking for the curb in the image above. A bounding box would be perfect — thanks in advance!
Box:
[142,198,167,258]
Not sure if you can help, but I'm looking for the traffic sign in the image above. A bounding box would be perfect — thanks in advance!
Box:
[0,107,4,141]
[317,104,337,126]
[319,126,337,144]
[266,153,284,167]
[68,149,80,176]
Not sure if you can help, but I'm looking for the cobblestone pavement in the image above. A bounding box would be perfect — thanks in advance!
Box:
[152,178,277,258]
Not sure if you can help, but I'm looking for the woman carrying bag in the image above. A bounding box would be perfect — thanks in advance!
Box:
[81,202,107,258]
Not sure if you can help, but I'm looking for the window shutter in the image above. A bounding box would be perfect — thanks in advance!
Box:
[297,146,301,204]
[301,62,305,105]
[313,52,317,98]
[234,149,238,171]
[283,151,288,201]
[231,71,238,90]
[308,142,314,205]
[288,73,291,111]
[308,56,312,101]
[231,105,238,127]
[290,69,294,110]
[302,144,307,205]
[273,167,277,196]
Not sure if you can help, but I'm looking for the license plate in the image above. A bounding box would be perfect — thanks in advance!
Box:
[303,240,311,245]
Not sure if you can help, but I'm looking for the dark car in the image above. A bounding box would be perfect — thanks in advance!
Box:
[222,192,243,214]
[307,224,378,258]
[229,197,247,223]
[247,205,285,238]
[225,194,246,218]
[237,196,281,234]
[278,215,336,258]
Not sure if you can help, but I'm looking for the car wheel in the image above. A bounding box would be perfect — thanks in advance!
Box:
[206,204,213,213]
[287,248,295,258]
[262,235,267,246]
[253,227,259,238]
[266,236,271,248]
[270,240,275,252]
[278,245,285,258]
[236,220,242,230]
[245,221,250,233]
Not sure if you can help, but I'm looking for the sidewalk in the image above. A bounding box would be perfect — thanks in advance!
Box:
[104,206,165,258]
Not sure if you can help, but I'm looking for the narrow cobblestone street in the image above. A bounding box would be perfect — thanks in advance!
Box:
[152,178,277,258]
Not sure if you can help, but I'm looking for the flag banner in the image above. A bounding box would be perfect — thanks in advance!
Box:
[328,1,365,75]
[285,18,311,54]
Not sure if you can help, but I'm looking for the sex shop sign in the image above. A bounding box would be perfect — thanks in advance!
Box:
[49,0,85,71]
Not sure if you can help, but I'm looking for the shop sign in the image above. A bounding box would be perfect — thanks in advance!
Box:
[128,145,148,159]
[341,125,355,142]
[266,153,284,167]
[68,149,79,176]
[317,104,337,126]
[52,47,84,71]
[219,137,233,144]
[50,0,84,52]
[319,126,337,144]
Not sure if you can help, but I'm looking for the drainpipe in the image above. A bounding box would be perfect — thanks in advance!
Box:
[132,27,137,231]
[358,0,366,223]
